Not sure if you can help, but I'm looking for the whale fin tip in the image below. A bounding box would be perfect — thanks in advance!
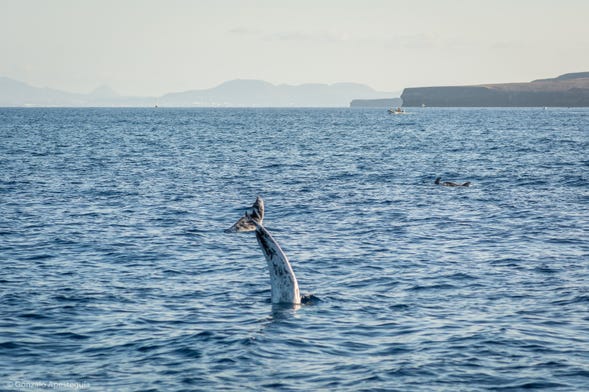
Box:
[225,196,264,233]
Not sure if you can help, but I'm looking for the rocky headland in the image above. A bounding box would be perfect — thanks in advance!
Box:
[401,72,589,107]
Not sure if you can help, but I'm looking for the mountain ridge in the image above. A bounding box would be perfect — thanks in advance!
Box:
[159,79,395,107]
[0,76,397,107]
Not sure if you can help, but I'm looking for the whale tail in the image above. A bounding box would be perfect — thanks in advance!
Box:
[225,196,303,305]
[224,196,264,233]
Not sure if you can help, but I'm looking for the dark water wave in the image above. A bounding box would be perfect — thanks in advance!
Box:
[1,107,588,391]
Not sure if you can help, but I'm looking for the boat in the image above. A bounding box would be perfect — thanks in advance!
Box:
[388,107,405,114]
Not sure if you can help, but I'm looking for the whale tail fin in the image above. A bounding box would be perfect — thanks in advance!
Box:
[224,196,264,233]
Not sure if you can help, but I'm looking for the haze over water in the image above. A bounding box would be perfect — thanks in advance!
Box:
[1,107,588,391]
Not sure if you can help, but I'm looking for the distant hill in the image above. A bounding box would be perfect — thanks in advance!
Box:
[0,76,86,106]
[350,98,402,108]
[401,73,589,107]
[159,79,396,107]
[0,77,154,107]
[532,72,589,82]
[0,76,395,107]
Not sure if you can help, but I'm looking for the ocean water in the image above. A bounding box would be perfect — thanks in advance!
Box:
[1,107,588,391]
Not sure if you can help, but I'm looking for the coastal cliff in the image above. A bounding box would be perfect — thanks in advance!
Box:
[401,72,589,107]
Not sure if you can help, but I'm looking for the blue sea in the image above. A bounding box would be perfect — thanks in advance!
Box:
[1,107,588,391]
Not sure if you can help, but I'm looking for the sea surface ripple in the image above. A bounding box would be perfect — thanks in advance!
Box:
[1,107,588,391]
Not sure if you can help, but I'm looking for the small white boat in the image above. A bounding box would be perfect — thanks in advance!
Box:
[388,107,405,114]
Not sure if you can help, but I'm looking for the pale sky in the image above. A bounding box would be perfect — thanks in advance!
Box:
[1,0,588,96]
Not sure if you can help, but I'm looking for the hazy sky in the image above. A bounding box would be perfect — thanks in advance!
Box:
[1,0,588,96]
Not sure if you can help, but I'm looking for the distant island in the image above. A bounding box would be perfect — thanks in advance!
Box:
[349,98,402,108]
[0,77,396,108]
[401,72,589,107]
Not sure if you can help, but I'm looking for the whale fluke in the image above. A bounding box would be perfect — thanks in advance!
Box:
[225,196,301,305]
[224,196,264,233]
